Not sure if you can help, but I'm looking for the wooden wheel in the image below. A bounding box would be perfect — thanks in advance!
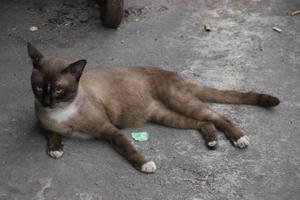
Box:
[100,0,123,28]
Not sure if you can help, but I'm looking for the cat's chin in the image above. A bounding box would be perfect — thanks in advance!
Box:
[45,105,56,109]
[52,102,73,109]
[36,99,73,110]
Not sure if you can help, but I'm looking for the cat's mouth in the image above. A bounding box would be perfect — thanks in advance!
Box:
[42,103,52,108]
[36,100,57,109]
[36,98,71,110]
[44,104,55,109]
[41,103,56,109]
[43,102,72,109]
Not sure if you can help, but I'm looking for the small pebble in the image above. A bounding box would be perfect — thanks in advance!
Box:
[29,26,38,32]
[79,13,90,23]
[158,5,168,12]
[272,27,282,33]
[204,24,211,32]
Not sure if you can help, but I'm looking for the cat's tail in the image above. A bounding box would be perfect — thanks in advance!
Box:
[194,86,280,107]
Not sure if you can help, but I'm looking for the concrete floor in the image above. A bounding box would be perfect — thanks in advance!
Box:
[0,0,299,199]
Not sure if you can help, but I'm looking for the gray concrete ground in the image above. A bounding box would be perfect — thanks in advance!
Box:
[0,0,299,199]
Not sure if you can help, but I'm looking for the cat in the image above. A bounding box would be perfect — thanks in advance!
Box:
[27,43,280,173]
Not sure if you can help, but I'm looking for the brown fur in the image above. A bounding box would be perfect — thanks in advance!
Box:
[28,43,280,173]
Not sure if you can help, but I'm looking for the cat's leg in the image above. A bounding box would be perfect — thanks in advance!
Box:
[96,123,156,173]
[160,92,249,148]
[45,131,64,159]
[149,105,218,149]
[200,122,218,150]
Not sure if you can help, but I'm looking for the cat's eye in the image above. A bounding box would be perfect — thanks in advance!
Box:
[35,86,43,93]
[54,88,64,96]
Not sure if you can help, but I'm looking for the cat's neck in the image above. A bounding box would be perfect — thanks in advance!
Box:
[35,86,84,124]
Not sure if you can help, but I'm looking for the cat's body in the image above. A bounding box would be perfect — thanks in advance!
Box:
[28,43,280,173]
[37,67,172,134]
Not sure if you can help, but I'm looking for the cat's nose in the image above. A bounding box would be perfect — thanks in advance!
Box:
[43,96,51,107]
[42,101,51,107]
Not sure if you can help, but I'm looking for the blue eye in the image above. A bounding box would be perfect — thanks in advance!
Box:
[35,86,43,93]
[54,88,64,95]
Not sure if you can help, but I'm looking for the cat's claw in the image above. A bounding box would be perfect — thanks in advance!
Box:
[48,150,64,159]
[234,135,250,148]
[141,161,157,173]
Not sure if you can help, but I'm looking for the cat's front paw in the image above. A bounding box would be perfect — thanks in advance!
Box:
[234,135,250,149]
[207,140,218,150]
[141,161,157,173]
[48,150,64,159]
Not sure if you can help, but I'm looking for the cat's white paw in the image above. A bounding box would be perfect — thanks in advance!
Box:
[141,161,157,173]
[48,150,64,159]
[234,135,250,148]
[208,140,218,147]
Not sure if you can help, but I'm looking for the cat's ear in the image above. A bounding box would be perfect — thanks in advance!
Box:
[62,59,87,81]
[27,42,43,69]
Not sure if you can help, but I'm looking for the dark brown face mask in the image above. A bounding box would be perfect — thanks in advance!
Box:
[27,42,87,108]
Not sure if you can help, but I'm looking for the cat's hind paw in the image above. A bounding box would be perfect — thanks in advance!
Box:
[48,150,64,159]
[234,135,250,149]
[141,161,157,173]
[207,140,218,150]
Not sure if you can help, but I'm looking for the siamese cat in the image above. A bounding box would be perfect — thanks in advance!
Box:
[28,43,280,173]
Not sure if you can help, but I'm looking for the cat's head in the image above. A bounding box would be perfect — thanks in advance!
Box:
[27,43,87,108]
